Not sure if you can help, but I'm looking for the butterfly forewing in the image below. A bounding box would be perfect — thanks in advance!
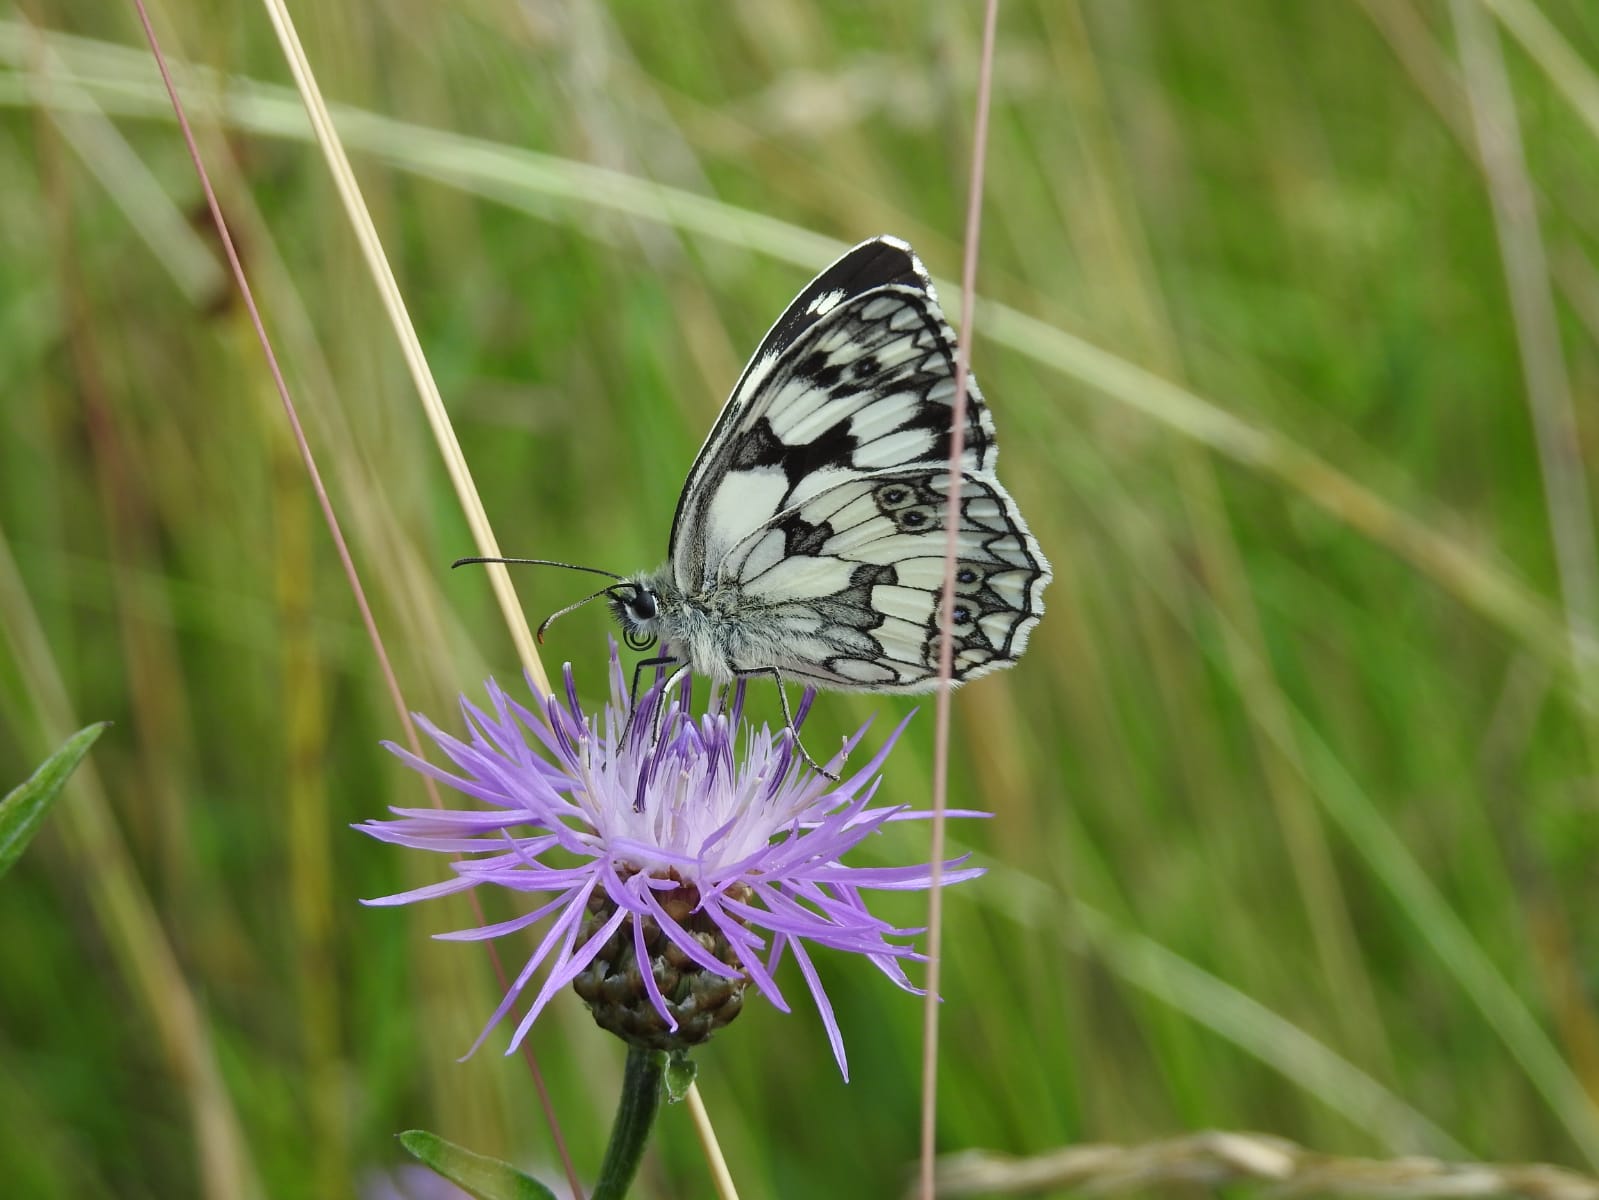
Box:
[672,244,995,591]
[660,235,1050,693]
[666,239,928,584]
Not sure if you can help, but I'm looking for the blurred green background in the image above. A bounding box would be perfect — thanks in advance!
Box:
[4,1,1599,1197]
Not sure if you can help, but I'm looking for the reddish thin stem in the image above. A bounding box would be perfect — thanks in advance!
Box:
[127,5,583,1195]
[920,1,1001,1196]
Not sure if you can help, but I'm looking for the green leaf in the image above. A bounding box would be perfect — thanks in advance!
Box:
[663,1051,697,1103]
[0,723,107,880]
[398,1130,559,1200]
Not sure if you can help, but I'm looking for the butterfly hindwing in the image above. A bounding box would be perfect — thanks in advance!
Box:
[723,469,1048,690]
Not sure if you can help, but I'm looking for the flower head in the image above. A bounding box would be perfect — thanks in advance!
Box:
[359,643,983,1078]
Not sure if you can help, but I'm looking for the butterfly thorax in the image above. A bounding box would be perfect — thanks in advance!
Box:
[613,567,795,683]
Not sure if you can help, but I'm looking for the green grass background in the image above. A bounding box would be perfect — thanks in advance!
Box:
[3,2,1599,1196]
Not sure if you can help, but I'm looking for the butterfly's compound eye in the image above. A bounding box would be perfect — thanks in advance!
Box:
[629,590,659,622]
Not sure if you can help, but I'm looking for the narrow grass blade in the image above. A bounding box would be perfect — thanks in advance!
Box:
[398,1131,558,1200]
[0,721,106,880]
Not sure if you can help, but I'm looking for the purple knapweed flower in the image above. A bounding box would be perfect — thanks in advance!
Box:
[358,643,983,1079]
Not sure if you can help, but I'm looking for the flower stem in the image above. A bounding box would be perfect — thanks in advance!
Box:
[592,1045,666,1199]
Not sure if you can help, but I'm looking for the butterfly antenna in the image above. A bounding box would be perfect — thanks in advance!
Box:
[535,585,621,644]
[452,555,624,581]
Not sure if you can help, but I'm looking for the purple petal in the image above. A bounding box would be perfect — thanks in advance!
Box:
[631,903,676,1032]
[698,899,786,1013]
[361,873,482,906]
[457,887,585,1060]
[500,878,602,1052]
[786,937,847,1081]
[511,902,628,1051]
[433,891,573,941]
[639,889,743,983]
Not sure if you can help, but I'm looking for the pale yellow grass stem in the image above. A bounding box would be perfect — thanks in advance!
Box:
[248,0,734,1193]
[253,0,547,696]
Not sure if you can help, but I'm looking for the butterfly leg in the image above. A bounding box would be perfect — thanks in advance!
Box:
[628,655,679,709]
[731,666,843,782]
[649,665,692,744]
[622,655,679,750]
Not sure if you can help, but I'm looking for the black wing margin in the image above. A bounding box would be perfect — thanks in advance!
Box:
[743,238,924,371]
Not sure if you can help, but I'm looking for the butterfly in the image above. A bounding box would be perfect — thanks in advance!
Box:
[461,236,1051,773]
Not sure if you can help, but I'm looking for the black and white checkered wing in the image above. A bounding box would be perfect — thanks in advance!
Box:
[725,469,1048,689]
[667,235,1050,690]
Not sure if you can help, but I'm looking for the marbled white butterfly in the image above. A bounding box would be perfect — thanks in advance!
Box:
[462,236,1051,769]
